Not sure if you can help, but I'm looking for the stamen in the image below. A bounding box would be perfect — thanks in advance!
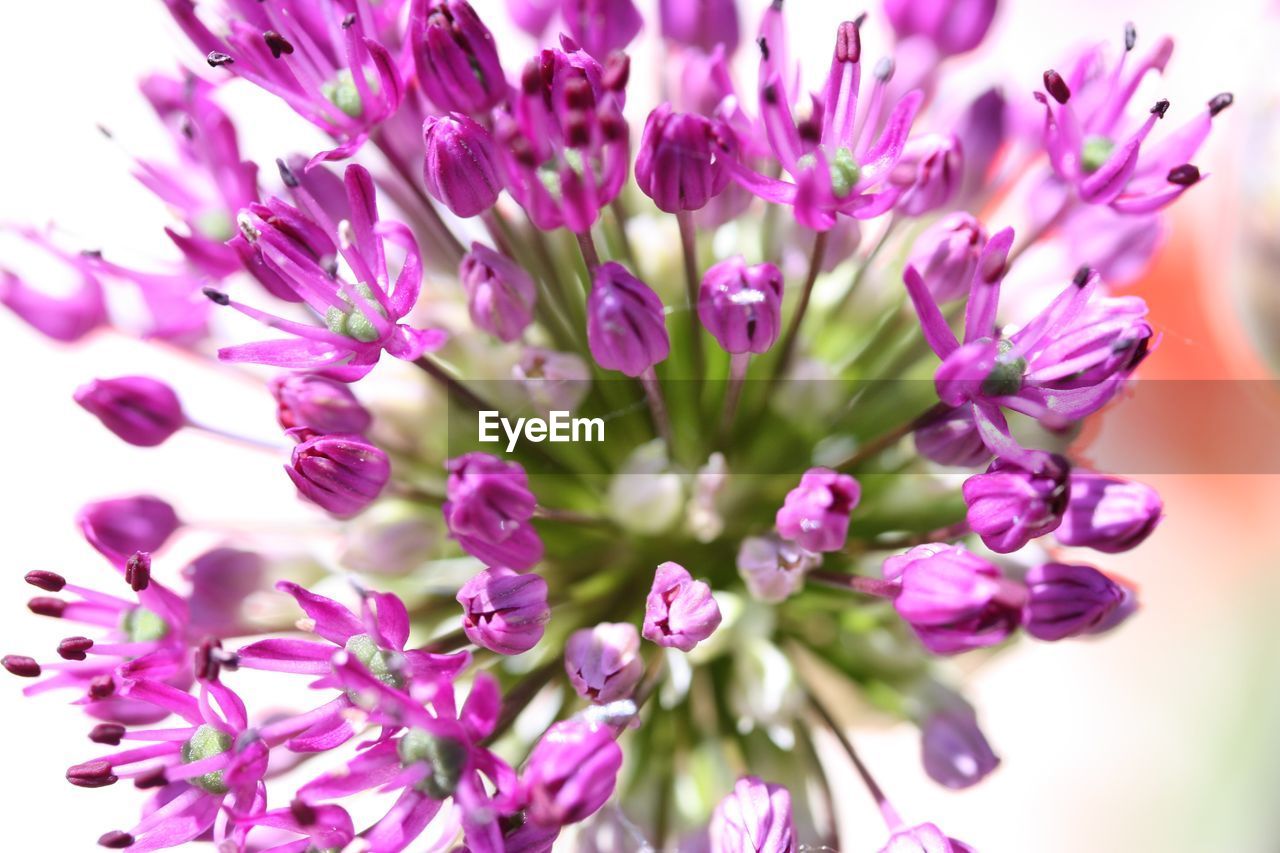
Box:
[133,767,168,790]
[757,36,770,61]
[602,53,630,92]
[263,30,294,59]
[98,831,134,849]
[1073,266,1093,287]
[1124,22,1136,51]
[124,552,151,592]
[67,760,117,788]
[874,57,895,82]
[1150,99,1170,118]
[206,51,234,68]
[2,655,41,678]
[341,12,356,28]
[1166,164,1201,186]
[1208,92,1234,117]
[202,288,231,306]
[276,158,300,188]
[290,799,317,826]
[88,724,126,746]
[25,570,66,592]
[1043,70,1071,104]
[28,597,67,618]
[58,637,94,661]
[836,21,862,63]
[88,675,116,700]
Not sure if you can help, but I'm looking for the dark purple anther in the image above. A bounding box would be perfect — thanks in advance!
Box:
[58,637,94,661]
[1043,69,1070,104]
[24,570,66,592]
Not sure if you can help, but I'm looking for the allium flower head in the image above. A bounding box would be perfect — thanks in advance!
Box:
[2,1,1224,848]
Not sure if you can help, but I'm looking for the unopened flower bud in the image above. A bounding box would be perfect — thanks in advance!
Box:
[459,243,537,343]
[920,697,1000,789]
[708,775,797,853]
[635,105,733,214]
[880,822,974,853]
[286,434,390,518]
[587,262,670,377]
[1056,473,1162,553]
[891,133,963,216]
[737,535,819,603]
[457,567,550,655]
[884,544,1022,654]
[514,348,592,414]
[76,495,180,566]
[698,257,785,355]
[423,114,501,218]
[1023,562,1132,641]
[444,453,537,544]
[642,562,721,652]
[659,0,741,53]
[523,720,624,827]
[883,0,998,57]
[565,622,643,703]
[775,468,861,553]
[74,376,185,447]
[963,454,1069,553]
[412,0,506,115]
[562,0,642,58]
[270,373,372,437]
[908,214,988,303]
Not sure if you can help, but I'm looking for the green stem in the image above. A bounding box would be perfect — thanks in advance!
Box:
[771,229,829,380]
[676,210,705,378]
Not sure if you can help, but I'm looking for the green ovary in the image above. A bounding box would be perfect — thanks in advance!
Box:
[397,729,468,799]
[121,607,169,643]
[322,69,380,119]
[796,147,861,197]
[181,724,233,794]
[325,282,387,343]
[1081,135,1115,174]
[344,633,405,689]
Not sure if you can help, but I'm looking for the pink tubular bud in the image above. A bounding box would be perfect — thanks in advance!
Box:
[698,257,785,355]
[775,468,861,553]
[74,376,185,447]
[459,243,537,343]
[286,434,390,518]
[522,720,623,828]
[564,622,642,703]
[422,114,502,218]
[457,567,550,655]
[642,562,722,652]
